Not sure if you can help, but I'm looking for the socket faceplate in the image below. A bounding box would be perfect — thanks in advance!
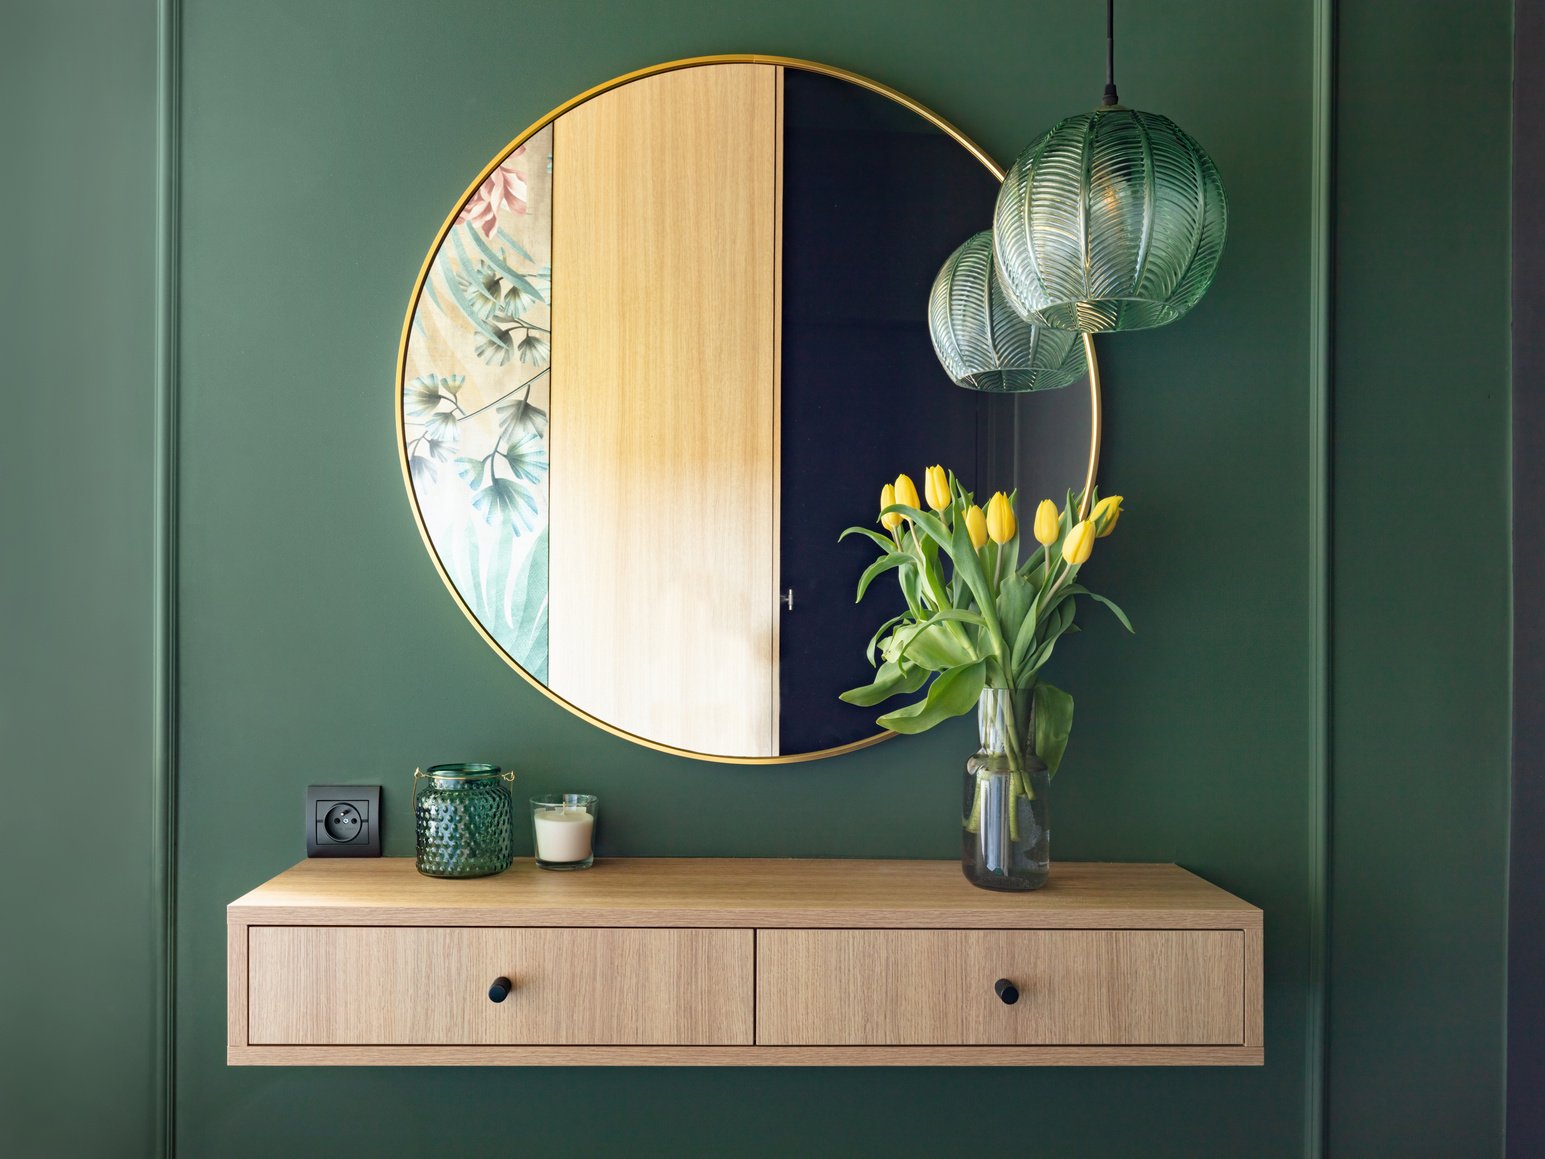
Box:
[306,785,382,857]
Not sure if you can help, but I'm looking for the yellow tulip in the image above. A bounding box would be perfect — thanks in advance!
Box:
[893,473,921,513]
[965,504,988,549]
[1063,519,1095,565]
[924,465,950,512]
[1091,494,1124,537]
[879,483,903,531]
[985,491,1017,545]
[1033,499,1060,546]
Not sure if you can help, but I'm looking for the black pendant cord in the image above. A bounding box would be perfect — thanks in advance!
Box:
[1102,0,1120,106]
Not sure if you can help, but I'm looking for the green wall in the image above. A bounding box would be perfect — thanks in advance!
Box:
[176,1,1316,1154]
[1,3,162,1157]
[1329,2,1513,1153]
[2,0,1512,1155]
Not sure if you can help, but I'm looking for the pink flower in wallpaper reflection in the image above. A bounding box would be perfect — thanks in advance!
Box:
[458,147,529,237]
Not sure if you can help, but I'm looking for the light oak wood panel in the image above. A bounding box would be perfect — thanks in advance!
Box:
[756,929,1244,1046]
[229,1044,1264,1066]
[548,63,781,757]
[227,859,1263,1066]
[246,926,751,1046]
[226,914,247,1058]
[229,859,1263,930]
[1243,925,1265,1048]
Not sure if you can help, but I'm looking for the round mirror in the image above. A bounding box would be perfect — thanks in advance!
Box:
[397,56,1098,763]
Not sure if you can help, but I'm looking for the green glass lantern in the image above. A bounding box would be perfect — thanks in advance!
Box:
[927,231,1086,393]
[413,763,514,878]
[991,1,1228,332]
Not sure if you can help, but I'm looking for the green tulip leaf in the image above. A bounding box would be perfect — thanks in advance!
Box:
[876,658,988,734]
[1019,627,1069,689]
[1057,584,1134,634]
[1034,682,1074,777]
[840,658,930,707]
[840,525,898,552]
[926,608,987,628]
[996,573,1032,642]
[900,559,928,614]
[1010,596,1042,675]
[865,613,909,666]
[1086,591,1135,633]
[1052,594,1077,638]
[947,512,1002,643]
[896,619,977,671]
[854,552,913,603]
[1019,543,1047,580]
[921,536,951,611]
[881,504,953,552]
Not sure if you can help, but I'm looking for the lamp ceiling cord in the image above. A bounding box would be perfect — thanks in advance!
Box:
[1103,0,1119,106]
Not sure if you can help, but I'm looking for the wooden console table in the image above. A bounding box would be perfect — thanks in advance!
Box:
[228,858,1263,1066]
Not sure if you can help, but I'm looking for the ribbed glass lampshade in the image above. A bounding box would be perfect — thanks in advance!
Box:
[993,107,1227,332]
[928,232,1085,393]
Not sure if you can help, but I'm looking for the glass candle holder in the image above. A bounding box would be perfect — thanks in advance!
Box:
[530,793,597,870]
[414,764,515,878]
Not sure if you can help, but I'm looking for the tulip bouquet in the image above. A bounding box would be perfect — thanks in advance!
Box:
[840,467,1131,795]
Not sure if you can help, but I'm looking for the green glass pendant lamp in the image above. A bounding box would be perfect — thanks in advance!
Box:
[927,0,1227,520]
[929,0,1229,388]
[992,0,1229,332]
[928,231,1087,393]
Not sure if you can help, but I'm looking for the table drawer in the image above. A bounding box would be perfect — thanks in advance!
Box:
[756,929,1244,1046]
[247,926,752,1046]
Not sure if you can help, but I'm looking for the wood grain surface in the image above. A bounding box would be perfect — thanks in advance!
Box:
[227,1043,1264,1066]
[756,929,1243,1045]
[246,926,751,1046]
[228,858,1262,930]
[227,858,1263,1066]
[548,62,781,757]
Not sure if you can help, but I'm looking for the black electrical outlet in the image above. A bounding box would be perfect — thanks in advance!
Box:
[306,784,382,858]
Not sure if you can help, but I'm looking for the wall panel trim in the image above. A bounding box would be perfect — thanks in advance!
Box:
[152,0,181,1153]
[1306,1,1336,1156]
[1510,0,1540,1151]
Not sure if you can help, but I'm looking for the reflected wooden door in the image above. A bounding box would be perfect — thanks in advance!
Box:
[549,64,781,757]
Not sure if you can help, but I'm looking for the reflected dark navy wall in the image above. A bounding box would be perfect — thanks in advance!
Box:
[777,70,1003,754]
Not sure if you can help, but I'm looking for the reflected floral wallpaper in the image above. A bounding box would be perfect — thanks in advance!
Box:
[401,124,553,680]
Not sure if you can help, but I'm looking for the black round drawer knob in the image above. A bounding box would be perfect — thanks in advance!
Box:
[994,978,1020,1005]
[488,976,513,1003]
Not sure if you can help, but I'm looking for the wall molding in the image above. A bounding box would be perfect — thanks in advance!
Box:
[152,0,181,1154]
[1510,1,1542,1151]
[1305,1,1336,1156]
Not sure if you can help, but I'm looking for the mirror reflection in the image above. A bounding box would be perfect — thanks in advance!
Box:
[399,60,1093,761]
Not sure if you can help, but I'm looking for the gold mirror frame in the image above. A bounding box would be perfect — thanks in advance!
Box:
[395,54,1103,765]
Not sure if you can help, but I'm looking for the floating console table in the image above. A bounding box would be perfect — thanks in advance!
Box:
[227,858,1263,1066]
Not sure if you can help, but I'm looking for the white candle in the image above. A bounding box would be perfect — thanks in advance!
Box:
[534,808,594,863]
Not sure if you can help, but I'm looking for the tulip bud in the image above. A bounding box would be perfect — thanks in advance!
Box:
[1033,499,1060,547]
[893,473,921,513]
[985,491,1017,545]
[879,483,903,531]
[1091,494,1124,537]
[1063,519,1095,565]
[965,504,988,549]
[924,465,950,512]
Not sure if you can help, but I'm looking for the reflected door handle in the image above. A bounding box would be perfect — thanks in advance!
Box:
[781,589,794,611]
[994,978,1020,1005]
[488,976,513,1003]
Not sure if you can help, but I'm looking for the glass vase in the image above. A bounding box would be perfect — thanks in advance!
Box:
[961,687,1049,891]
[414,763,514,878]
